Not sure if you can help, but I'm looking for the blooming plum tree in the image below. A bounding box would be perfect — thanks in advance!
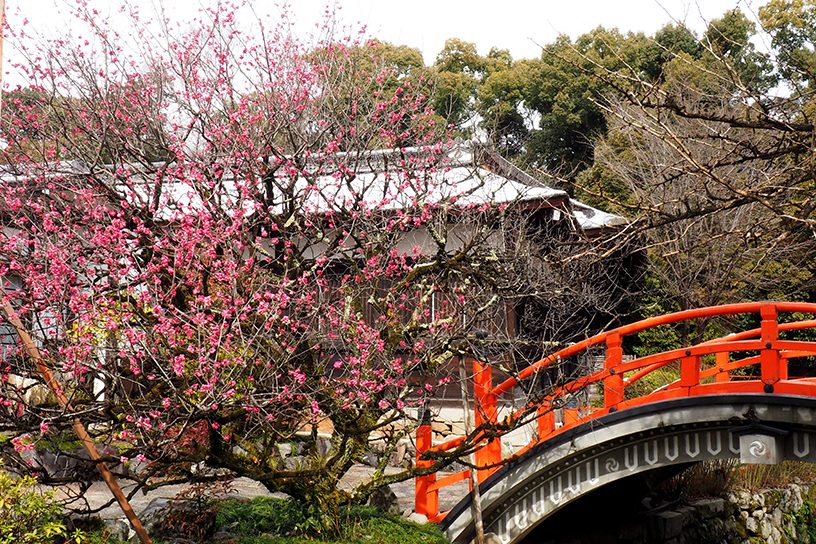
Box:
[0,0,635,522]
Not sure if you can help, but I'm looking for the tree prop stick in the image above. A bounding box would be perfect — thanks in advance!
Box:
[459,356,485,544]
[0,299,153,544]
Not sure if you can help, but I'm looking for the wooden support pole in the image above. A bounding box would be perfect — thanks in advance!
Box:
[1,299,153,544]
[459,356,485,544]
[0,0,4,120]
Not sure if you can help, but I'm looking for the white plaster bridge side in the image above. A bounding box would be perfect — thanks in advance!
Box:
[440,394,816,544]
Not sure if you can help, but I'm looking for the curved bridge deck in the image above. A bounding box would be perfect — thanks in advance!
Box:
[414,302,816,544]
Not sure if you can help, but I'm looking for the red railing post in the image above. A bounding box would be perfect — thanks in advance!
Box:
[715,352,730,383]
[473,359,500,483]
[680,349,701,388]
[604,332,624,408]
[537,402,555,438]
[760,304,782,386]
[415,408,438,519]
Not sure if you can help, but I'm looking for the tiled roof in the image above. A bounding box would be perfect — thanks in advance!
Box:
[0,141,627,231]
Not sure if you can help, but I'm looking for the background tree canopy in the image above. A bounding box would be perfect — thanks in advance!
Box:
[371,3,816,347]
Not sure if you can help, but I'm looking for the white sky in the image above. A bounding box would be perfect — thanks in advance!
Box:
[289,0,761,63]
[3,0,764,86]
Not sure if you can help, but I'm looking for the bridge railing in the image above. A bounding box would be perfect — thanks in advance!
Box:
[415,302,816,522]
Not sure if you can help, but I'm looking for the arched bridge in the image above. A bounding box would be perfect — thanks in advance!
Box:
[414,302,816,544]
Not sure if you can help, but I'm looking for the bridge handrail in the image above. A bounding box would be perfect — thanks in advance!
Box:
[625,319,816,386]
[415,301,816,522]
[492,302,816,398]
[538,340,816,408]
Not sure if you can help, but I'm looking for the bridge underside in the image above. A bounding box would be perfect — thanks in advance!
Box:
[441,394,816,544]
[518,463,701,544]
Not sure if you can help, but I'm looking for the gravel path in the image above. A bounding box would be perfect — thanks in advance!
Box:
[74,464,470,526]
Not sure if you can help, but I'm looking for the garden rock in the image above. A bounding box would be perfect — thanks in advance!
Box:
[211,530,236,541]
[361,451,379,467]
[689,497,724,519]
[368,486,400,515]
[284,456,304,470]
[316,437,332,458]
[139,497,174,539]
[127,457,153,478]
[407,512,428,524]
[103,520,130,541]
[388,442,407,467]
[470,533,502,544]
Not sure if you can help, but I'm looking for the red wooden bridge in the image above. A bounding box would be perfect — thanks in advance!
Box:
[414,302,816,544]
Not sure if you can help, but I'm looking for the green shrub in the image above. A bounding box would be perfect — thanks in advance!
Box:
[160,480,234,542]
[217,498,448,544]
[0,466,69,544]
[217,497,308,536]
[336,512,448,544]
[624,364,680,400]
[80,529,128,544]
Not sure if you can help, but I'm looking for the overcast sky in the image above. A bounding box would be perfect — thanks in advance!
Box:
[3,0,764,86]
[289,0,761,63]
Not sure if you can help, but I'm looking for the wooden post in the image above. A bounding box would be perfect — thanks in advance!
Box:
[460,354,485,544]
[604,332,624,408]
[0,0,4,119]
[414,406,437,519]
[473,358,499,483]
[537,403,555,438]
[760,304,781,386]
[679,350,700,388]
[715,352,730,383]
[1,298,153,544]
[563,407,580,425]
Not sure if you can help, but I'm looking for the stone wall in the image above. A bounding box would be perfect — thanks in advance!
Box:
[724,486,810,544]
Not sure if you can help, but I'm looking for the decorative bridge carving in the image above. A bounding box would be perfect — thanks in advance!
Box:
[413,302,816,544]
[443,398,816,543]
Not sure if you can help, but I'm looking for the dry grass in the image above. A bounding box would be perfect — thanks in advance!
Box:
[657,459,739,501]
[656,459,816,503]
[731,461,816,492]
